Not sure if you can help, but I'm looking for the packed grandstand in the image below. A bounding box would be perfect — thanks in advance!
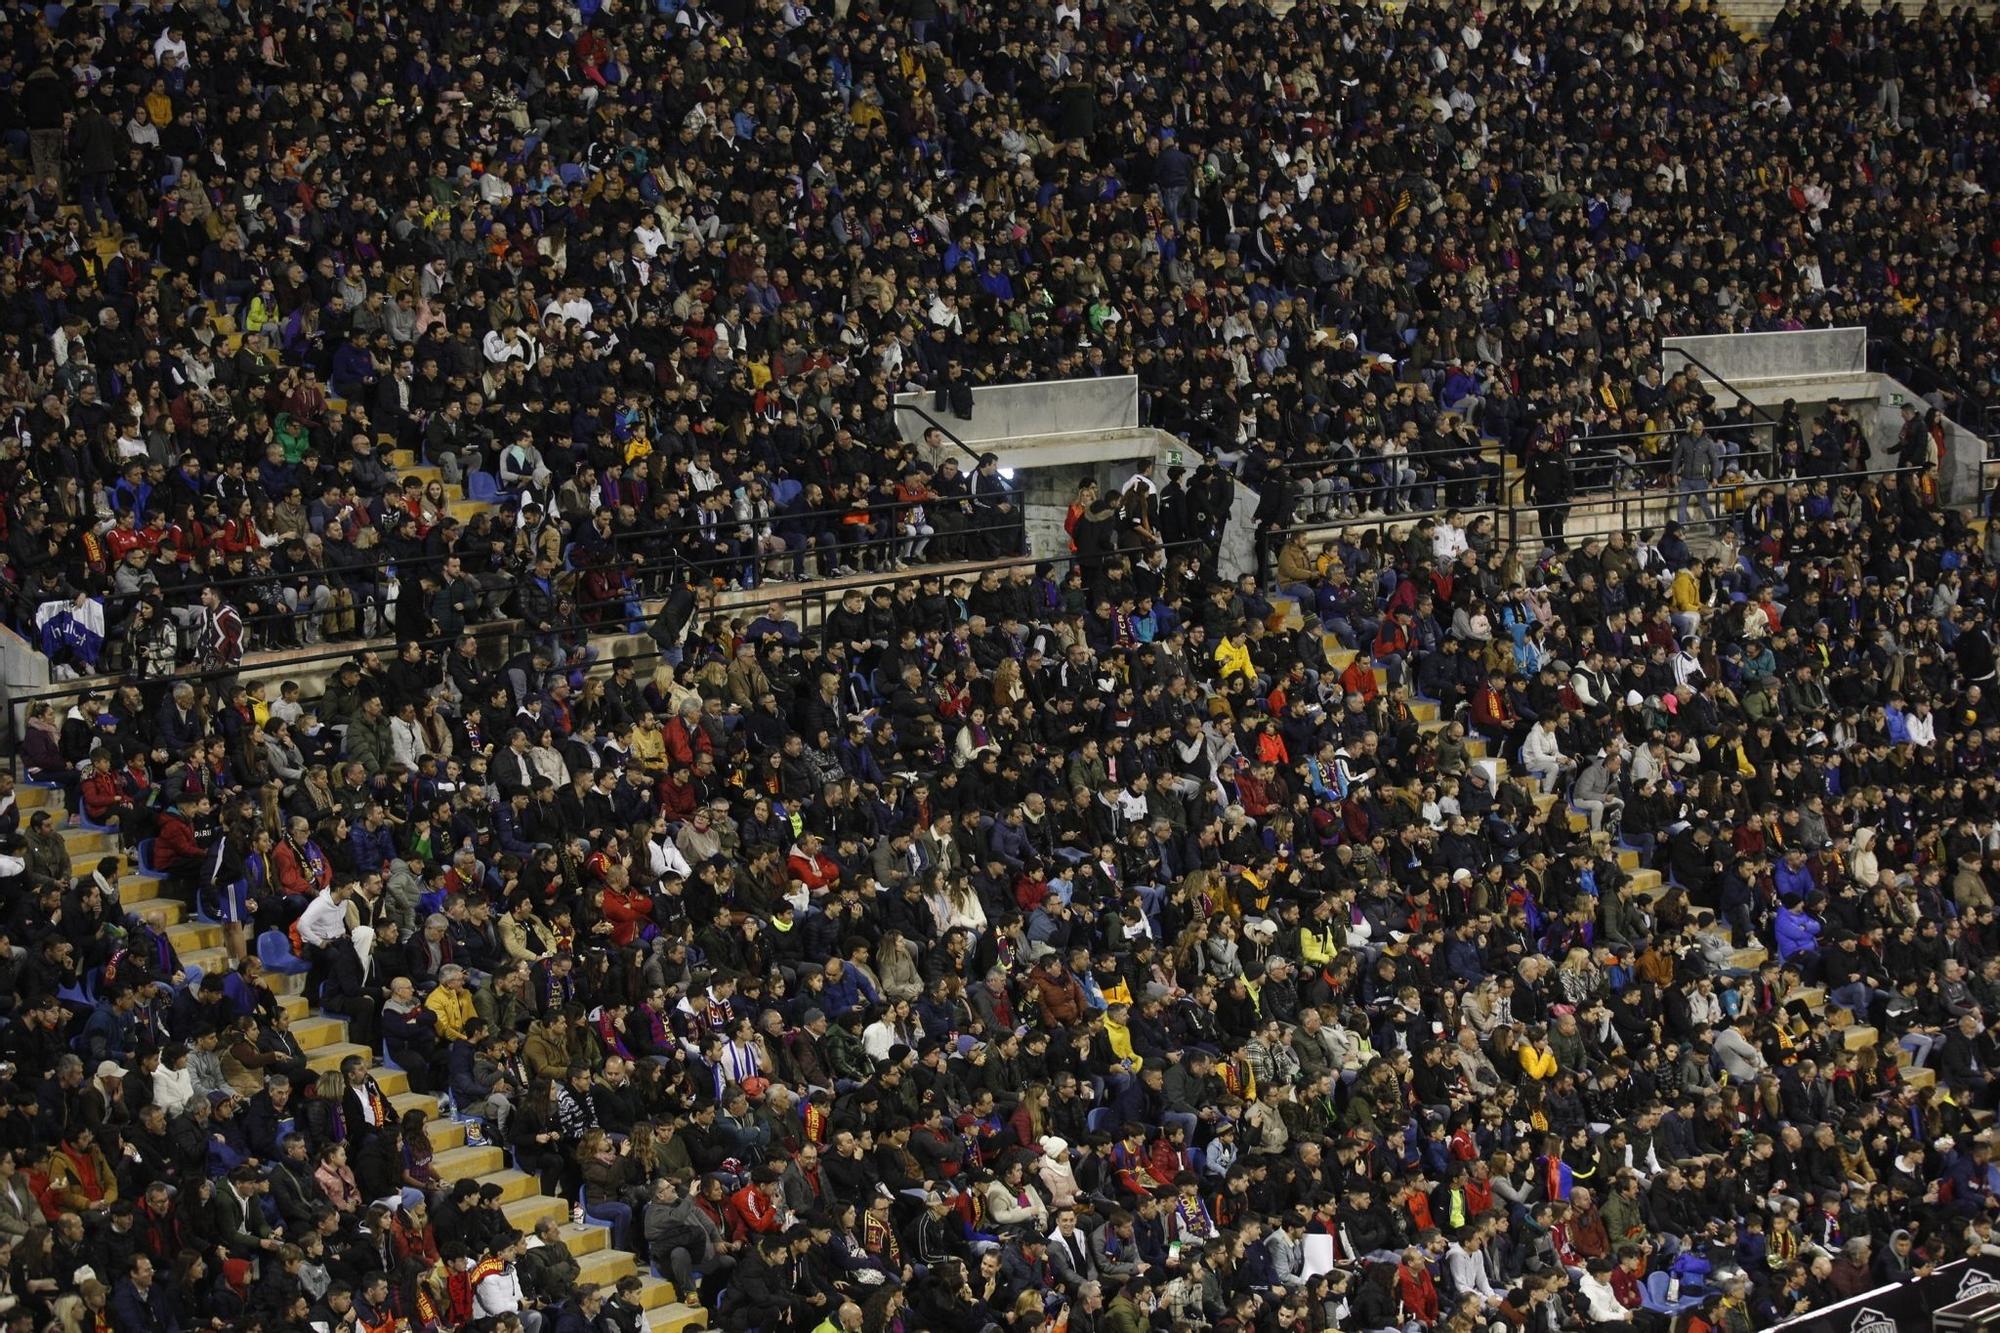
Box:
[1,0,2000,1332]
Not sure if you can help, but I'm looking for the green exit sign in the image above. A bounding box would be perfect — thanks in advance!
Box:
[1164,449,1183,466]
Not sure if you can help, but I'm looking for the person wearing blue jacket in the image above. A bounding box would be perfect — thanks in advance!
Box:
[347,803,398,876]
[1773,847,1819,901]
[1775,896,1823,965]
[110,1254,182,1333]
[819,957,881,1019]
[494,790,540,859]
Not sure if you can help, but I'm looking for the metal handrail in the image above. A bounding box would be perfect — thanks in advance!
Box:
[49,491,1027,625]
[1259,501,1507,582]
[1659,345,1783,476]
[892,402,989,469]
[1582,463,1924,543]
[5,532,1223,717]
[1868,336,2000,459]
[2,512,1039,702]
[1658,347,1782,426]
[1262,419,1769,474]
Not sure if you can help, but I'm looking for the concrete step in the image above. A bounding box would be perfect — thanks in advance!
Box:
[425,1119,469,1152]
[502,1192,570,1231]
[128,898,189,925]
[1903,1065,1936,1090]
[17,786,54,808]
[306,1041,375,1075]
[434,1144,507,1178]
[183,945,229,975]
[650,1303,710,1333]
[63,827,115,854]
[1730,947,1769,970]
[120,876,168,906]
[168,922,223,953]
[1843,1024,1879,1050]
[562,1222,612,1257]
[289,1016,348,1051]
[576,1248,637,1288]
[480,1169,543,1204]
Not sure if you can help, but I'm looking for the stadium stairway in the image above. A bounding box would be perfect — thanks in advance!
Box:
[26,785,711,1333]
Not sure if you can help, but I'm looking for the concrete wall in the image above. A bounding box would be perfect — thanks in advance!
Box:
[894,376,1139,446]
[1220,478,1260,582]
[1864,376,1983,504]
[1944,418,1985,506]
[0,623,52,758]
[1020,462,1100,559]
[1662,328,1868,387]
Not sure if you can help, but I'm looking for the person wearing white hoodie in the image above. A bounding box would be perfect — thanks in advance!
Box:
[1850,827,1881,889]
[1579,1259,1632,1323]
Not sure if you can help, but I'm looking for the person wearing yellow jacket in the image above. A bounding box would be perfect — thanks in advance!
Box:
[1669,565,1703,638]
[1298,899,1342,970]
[423,964,479,1042]
[1214,633,1255,682]
[1516,1031,1559,1081]
[1101,1003,1143,1072]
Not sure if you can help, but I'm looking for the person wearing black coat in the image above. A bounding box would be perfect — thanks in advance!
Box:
[266,1134,321,1233]
[510,1079,570,1197]
[1939,1012,2000,1101]
[322,929,383,1047]
[718,1233,798,1333]
[1524,436,1574,547]
[68,94,123,230]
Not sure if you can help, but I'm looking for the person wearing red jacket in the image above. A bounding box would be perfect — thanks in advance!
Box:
[662,703,712,769]
[1371,610,1412,687]
[597,868,654,947]
[1341,654,1381,704]
[1398,1248,1441,1327]
[152,794,212,901]
[273,817,333,903]
[82,752,149,844]
[104,510,150,563]
[728,1168,786,1237]
[786,833,839,895]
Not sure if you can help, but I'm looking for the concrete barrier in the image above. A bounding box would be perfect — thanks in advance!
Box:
[1662,328,1868,387]
[894,376,1139,446]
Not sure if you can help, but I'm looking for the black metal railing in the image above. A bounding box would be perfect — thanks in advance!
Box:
[1659,345,1783,476]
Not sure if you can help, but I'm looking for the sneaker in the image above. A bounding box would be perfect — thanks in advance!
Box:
[571,1205,585,1226]
[463,1121,488,1147]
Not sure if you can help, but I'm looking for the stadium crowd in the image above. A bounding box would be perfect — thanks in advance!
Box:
[4,0,2000,1332]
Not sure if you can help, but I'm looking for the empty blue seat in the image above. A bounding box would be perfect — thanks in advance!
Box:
[256,932,310,976]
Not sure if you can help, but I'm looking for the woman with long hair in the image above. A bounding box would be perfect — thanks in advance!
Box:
[398,1109,446,1205]
[1005,1083,1049,1151]
[172,1247,243,1328]
[575,1129,639,1249]
[860,1283,909,1333]
[509,1078,567,1197]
